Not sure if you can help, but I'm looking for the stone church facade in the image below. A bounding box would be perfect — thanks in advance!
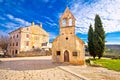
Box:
[7,22,49,56]
[52,7,85,65]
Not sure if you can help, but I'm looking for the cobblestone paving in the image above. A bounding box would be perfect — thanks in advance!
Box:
[0,56,120,80]
[61,66,120,80]
[0,56,82,80]
[0,68,81,80]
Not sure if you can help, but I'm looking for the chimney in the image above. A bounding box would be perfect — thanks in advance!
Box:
[40,23,42,28]
[31,21,35,26]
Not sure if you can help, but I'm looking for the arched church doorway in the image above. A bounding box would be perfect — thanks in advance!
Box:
[64,50,69,62]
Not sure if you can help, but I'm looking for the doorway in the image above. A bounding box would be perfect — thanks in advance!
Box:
[64,50,69,62]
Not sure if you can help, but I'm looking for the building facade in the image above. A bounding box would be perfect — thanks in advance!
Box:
[7,22,49,56]
[52,7,85,65]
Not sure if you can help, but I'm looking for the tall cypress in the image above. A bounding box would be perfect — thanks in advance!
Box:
[88,24,96,59]
[94,14,105,59]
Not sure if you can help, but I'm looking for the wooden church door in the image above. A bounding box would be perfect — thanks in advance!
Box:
[64,50,69,62]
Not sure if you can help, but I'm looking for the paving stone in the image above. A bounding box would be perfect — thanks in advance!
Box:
[0,56,119,80]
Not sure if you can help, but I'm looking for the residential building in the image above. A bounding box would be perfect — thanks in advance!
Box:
[7,22,49,56]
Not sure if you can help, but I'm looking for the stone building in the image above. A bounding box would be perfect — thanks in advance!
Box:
[52,7,85,65]
[7,22,49,56]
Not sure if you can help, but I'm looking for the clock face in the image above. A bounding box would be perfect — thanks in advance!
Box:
[62,19,66,27]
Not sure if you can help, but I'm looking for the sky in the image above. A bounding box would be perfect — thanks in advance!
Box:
[0,0,120,44]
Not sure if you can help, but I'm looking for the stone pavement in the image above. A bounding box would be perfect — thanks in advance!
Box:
[0,56,120,80]
[59,65,120,80]
[0,68,82,80]
[0,56,83,80]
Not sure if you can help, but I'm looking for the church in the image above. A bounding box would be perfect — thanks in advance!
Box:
[52,7,85,65]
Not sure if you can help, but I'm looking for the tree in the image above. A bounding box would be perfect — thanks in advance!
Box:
[94,14,105,59]
[88,24,96,59]
[0,34,9,55]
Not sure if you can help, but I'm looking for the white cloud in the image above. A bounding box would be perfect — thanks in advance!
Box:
[106,42,120,45]
[6,14,30,26]
[70,0,120,34]
[44,16,57,26]
[44,16,54,23]
[46,21,57,26]
[0,30,8,36]
[7,14,14,19]
[0,22,17,29]
[48,32,57,39]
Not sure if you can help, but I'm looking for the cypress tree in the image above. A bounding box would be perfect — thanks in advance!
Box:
[88,24,96,59]
[94,14,105,59]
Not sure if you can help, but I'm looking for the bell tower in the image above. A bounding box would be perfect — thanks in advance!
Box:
[59,7,76,35]
[52,7,85,65]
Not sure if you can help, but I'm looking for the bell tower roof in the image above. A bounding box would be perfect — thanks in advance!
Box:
[59,7,76,28]
[60,7,76,20]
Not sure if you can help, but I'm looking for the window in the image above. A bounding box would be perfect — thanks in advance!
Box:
[12,50,14,55]
[56,51,61,55]
[69,19,72,26]
[32,46,34,48]
[10,36,12,39]
[66,37,68,40]
[42,42,47,46]
[62,33,64,35]
[13,35,15,38]
[26,34,29,38]
[26,41,29,46]
[16,34,18,38]
[16,42,18,46]
[73,52,77,56]
[10,43,11,46]
[27,27,29,31]
[34,36,39,40]
[62,19,66,27]
[15,50,18,54]
[13,43,14,46]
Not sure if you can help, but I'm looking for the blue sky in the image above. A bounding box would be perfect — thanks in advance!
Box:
[0,0,120,44]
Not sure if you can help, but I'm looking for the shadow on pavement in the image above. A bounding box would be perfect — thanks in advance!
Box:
[0,59,68,71]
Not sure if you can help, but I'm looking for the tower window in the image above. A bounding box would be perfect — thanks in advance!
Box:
[62,19,66,27]
[56,51,61,55]
[69,19,72,26]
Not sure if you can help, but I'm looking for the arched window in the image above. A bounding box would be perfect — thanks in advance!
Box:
[62,19,66,27]
[69,19,72,26]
